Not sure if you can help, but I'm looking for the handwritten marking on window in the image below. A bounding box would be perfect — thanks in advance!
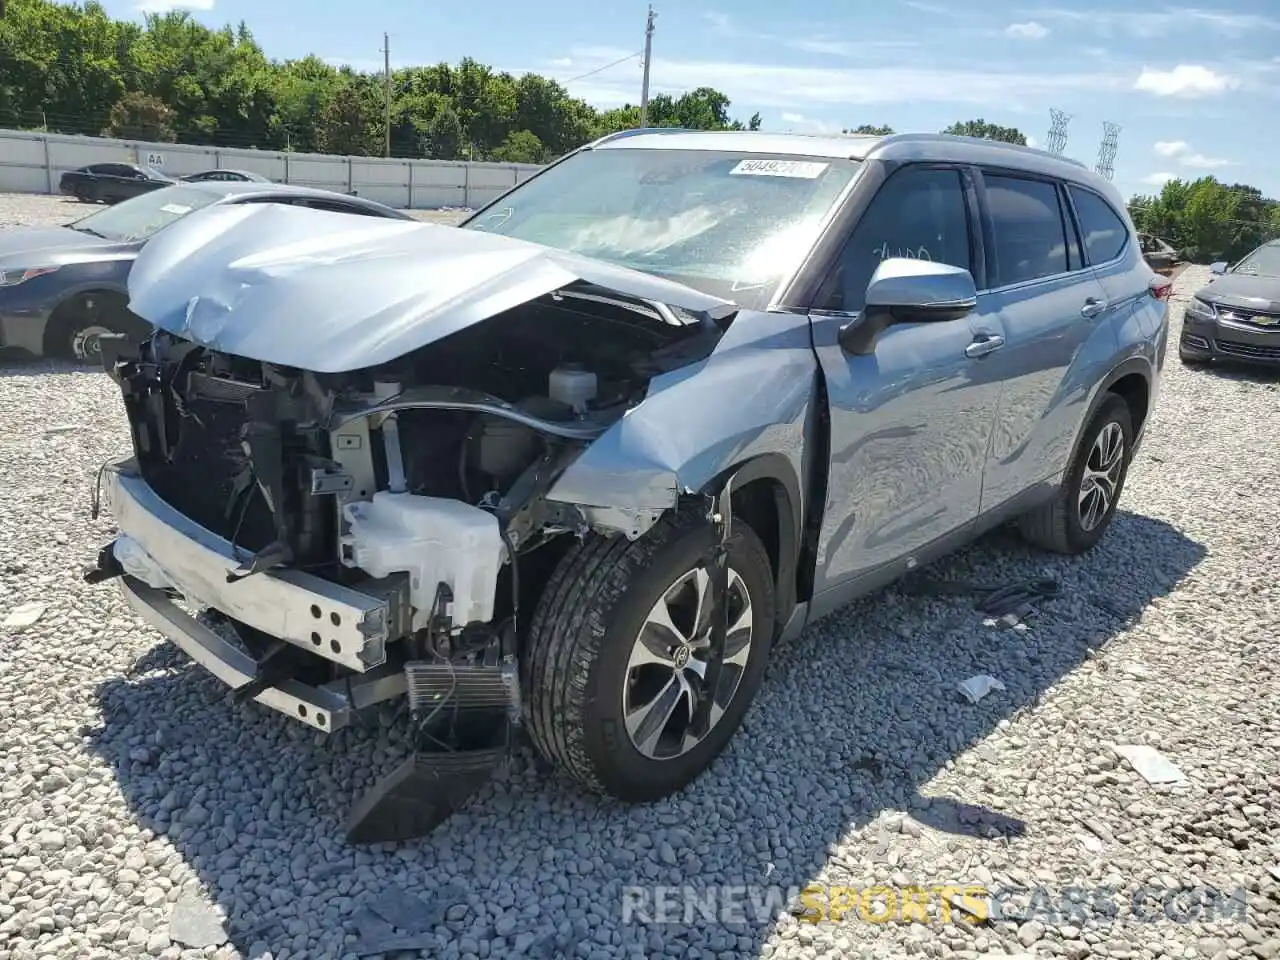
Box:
[873,241,934,262]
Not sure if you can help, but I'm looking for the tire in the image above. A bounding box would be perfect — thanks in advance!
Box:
[1017,392,1134,555]
[524,512,776,802]
[44,296,151,363]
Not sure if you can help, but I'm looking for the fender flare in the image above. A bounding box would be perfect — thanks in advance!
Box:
[1065,354,1152,468]
[701,451,803,630]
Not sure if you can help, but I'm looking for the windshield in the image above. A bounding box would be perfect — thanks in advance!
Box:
[70,185,223,242]
[1233,243,1280,278]
[462,148,861,309]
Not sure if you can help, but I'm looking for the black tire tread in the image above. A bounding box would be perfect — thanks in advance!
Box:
[524,511,742,796]
[1018,392,1132,555]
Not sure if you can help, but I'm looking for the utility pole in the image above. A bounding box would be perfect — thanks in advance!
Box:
[639,5,656,129]
[382,32,392,158]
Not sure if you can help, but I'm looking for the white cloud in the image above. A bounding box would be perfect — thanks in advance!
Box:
[1025,134,1040,148]
[781,112,806,123]
[541,46,1131,111]
[550,57,574,68]
[901,0,960,15]
[136,0,213,10]
[704,12,732,33]
[786,37,920,57]
[1026,7,1280,37]
[1006,21,1049,39]
[1143,172,1176,186]
[1152,139,1232,169]
[1134,64,1236,97]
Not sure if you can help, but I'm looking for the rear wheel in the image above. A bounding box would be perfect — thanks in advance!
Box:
[524,513,775,802]
[1017,393,1134,555]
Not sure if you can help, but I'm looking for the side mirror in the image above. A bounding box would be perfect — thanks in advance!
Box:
[838,258,978,356]
[1210,261,1228,275]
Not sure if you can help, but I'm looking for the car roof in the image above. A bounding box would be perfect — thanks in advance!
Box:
[590,129,1119,202]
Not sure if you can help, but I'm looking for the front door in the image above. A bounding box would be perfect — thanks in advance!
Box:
[807,164,1007,597]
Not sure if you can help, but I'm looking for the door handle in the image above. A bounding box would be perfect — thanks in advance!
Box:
[965,335,1005,359]
[1081,297,1108,319]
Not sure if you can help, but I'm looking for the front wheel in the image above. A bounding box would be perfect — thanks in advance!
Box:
[1017,393,1135,555]
[524,513,776,802]
[44,295,151,363]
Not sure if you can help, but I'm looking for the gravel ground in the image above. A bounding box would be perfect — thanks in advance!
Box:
[1,191,1278,960]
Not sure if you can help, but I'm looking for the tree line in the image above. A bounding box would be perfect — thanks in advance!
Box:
[844,119,1028,145]
[1129,177,1280,265]
[0,0,760,163]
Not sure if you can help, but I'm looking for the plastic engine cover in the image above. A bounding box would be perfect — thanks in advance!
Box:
[340,492,506,629]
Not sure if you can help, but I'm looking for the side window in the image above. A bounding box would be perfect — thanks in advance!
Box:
[985,175,1069,286]
[1068,185,1128,265]
[820,166,972,312]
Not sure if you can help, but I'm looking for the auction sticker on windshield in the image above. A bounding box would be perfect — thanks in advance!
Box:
[729,159,829,179]
[160,204,192,215]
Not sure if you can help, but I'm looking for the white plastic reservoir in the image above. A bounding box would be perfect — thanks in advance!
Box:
[340,492,507,629]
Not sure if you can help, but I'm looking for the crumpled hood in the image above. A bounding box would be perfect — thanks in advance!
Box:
[1200,272,1280,313]
[125,202,737,373]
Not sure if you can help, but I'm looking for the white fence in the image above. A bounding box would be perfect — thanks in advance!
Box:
[0,128,546,210]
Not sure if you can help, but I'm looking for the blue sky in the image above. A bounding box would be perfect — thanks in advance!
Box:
[103,0,1280,200]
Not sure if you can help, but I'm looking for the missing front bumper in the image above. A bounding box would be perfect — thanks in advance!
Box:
[119,577,408,732]
[102,459,410,673]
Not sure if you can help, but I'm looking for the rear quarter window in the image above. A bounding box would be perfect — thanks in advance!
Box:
[1068,185,1129,265]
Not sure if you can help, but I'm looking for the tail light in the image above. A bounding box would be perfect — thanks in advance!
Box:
[1149,276,1172,301]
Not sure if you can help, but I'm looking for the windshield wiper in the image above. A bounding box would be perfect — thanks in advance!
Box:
[71,225,109,239]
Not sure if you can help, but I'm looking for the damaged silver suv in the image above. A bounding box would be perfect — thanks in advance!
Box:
[87,130,1171,841]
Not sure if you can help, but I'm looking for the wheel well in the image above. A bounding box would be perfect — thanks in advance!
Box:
[732,479,782,583]
[1108,372,1150,434]
[43,290,131,356]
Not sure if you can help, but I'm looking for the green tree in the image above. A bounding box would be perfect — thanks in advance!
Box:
[1,0,762,162]
[491,129,545,164]
[941,118,1027,145]
[102,90,175,141]
[317,82,380,156]
[1128,176,1279,263]
[844,124,894,135]
[425,103,463,160]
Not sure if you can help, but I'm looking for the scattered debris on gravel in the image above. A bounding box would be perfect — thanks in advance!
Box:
[0,192,1277,959]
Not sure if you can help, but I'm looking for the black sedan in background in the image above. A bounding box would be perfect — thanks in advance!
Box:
[1,181,415,362]
[181,169,271,183]
[59,163,176,204]
[1180,239,1280,367]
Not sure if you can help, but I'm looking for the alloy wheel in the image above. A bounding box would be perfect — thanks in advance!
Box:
[72,325,114,363]
[1078,420,1125,532]
[622,564,754,760]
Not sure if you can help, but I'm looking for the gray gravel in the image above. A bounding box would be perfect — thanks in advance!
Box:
[1,191,1278,960]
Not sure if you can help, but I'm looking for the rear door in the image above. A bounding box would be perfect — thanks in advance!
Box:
[975,171,1115,510]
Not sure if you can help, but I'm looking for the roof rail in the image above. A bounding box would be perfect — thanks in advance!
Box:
[589,126,701,148]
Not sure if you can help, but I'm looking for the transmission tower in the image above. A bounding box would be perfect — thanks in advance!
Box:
[1094,121,1121,181]
[1045,108,1071,155]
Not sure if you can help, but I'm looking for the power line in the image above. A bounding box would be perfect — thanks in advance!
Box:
[562,50,642,85]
